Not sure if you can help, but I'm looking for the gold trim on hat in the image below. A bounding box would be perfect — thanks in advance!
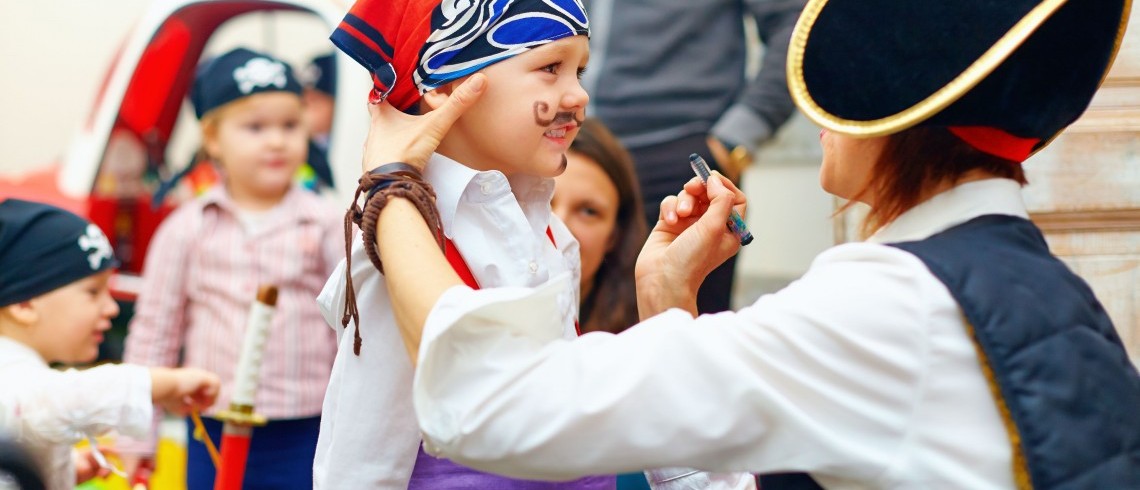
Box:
[1104,0,1133,91]
[1034,0,1134,152]
[787,0,1070,137]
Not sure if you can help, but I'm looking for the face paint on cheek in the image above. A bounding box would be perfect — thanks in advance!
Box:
[534,102,585,128]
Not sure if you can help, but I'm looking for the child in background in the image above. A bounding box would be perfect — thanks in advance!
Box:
[152,53,336,203]
[0,198,219,490]
[312,0,611,488]
[297,52,337,191]
[300,52,336,151]
[553,118,647,334]
[120,48,343,490]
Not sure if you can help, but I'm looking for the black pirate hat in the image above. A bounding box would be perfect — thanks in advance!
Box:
[191,48,303,119]
[788,0,1131,161]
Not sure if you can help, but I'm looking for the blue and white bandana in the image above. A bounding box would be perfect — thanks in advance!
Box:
[331,0,589,111]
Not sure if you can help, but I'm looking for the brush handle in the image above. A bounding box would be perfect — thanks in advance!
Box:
[687,154,754,246]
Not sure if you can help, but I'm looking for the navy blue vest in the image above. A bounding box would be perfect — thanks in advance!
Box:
[761,215,1140,489]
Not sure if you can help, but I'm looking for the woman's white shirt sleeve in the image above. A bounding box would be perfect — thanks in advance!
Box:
[414,243,941,481]
[414,178,1024,489]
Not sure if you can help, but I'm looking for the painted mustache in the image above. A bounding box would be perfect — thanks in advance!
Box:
[534,102,584,128]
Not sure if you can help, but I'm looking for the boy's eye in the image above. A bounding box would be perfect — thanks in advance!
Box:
[576,66,588,80]
[540,63,560,75]
[246,123,264,132]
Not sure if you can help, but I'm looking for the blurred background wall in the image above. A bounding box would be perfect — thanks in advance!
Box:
[1,1,152,175]
[0,1,337,176]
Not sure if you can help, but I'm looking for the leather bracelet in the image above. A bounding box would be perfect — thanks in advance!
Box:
[340,163,443,356]
[364,162,424,201]
[368,162,421,176]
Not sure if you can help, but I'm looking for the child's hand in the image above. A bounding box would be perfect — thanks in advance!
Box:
[74,447,112,483]
[118,454,153,487]
[150,367,221,415]
[362,74,487,172]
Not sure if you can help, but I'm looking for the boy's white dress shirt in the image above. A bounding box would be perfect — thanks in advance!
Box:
[0,337,151,490]
[312,153,582,489]
[413,179,1028,489]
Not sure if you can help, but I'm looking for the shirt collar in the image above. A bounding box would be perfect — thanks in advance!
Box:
[0,337,47,368]
[869,178,1029,244]
[425,153,557,235]
[200,184,321,223]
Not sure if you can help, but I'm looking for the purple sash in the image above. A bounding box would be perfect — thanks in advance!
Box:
[409,445,616,490]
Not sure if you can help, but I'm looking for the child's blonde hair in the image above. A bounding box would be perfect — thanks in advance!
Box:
[198,97,253,161]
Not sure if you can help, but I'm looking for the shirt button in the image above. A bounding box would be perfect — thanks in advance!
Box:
[528,261,538,274]
[480,182,493,195]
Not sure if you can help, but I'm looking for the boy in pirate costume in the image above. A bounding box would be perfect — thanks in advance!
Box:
[0,199,219,490]
[334,0,1140,488]
[313,0,626,488]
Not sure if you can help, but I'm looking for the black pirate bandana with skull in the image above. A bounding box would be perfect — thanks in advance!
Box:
[0,199,119,307]
[190,47,303,119]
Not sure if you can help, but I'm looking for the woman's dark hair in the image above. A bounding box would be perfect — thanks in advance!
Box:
[570,118,647,334]
[845,126,1028,237]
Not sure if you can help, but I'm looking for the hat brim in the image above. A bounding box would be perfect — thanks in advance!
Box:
[787,0,1131,139]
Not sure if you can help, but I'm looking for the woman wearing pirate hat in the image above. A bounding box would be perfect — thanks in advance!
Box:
[350,0,1139,487]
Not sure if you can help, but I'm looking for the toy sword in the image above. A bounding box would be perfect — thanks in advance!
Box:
[213,285,278,490]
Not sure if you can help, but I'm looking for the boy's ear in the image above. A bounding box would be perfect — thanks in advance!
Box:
[0,301,38,326]
[203,135,221,162]
[421,79,459,112]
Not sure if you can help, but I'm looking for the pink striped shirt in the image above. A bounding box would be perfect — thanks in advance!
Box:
[122,185,342,448]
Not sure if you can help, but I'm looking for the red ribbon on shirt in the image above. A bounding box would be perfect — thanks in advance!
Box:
[444,227,580,336]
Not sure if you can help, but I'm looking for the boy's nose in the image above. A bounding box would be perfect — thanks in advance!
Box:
[264,127,292,148]
[104,293,120,319]
[562,82,589,112]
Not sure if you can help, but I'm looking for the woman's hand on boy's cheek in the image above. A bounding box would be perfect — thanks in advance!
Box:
[362,74,487,172]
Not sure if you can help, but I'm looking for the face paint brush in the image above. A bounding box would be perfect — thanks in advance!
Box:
[689,153,753,246]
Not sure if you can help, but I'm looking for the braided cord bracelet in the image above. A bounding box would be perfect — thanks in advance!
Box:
[341,163,445,355]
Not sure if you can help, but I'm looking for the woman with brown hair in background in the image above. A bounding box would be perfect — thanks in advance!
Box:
[553,118,646,335]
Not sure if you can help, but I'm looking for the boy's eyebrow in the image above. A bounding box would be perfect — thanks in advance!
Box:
[539,41,589,63]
